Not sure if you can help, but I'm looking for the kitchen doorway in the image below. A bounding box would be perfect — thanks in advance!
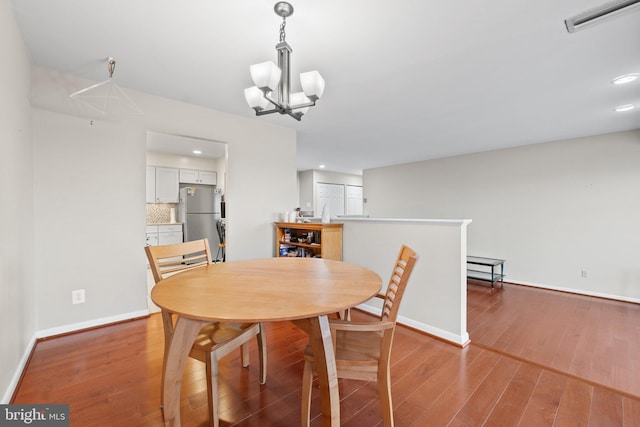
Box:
[145,131,228,312]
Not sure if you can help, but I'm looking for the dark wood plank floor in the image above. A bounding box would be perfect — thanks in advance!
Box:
[467,280,640,398]
[12,282,640,426]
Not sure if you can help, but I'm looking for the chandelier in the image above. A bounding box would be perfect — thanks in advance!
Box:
[244,2,325,121]
[69,57,143,116]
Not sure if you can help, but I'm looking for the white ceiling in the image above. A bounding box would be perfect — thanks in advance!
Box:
[146,131,226,159]
[10,0,640,174]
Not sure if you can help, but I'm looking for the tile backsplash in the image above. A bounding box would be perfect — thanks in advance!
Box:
[146,203,178,224]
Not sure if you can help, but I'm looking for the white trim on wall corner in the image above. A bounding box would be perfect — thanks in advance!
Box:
[2,310,151,404]
[1,334,37,404]
[36,310,150,339]
[508,279,640,305]
[341,217,472,227]
[357,303,470,347]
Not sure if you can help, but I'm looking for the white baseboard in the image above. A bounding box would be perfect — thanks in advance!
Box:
[1,334,37,404]
[2,309,150,404]
[356,278,640,349]
[35,309,150,339]
[356,303,470,347]
[0,310,149,404]
[508,279,640,304]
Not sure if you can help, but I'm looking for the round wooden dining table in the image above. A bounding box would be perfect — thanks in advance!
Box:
[151,257,381,427]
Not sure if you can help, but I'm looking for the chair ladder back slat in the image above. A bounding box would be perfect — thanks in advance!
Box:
[145,239,213,283]
[380,245,418,322]
[156,252,207,268]
[156,260,208,277]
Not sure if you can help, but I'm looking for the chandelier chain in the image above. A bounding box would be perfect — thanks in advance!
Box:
[279,18,287,42]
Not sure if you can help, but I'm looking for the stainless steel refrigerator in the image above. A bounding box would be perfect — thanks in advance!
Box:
[178,186,222,255]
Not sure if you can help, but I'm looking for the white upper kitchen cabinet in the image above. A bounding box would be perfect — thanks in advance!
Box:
[179,169,217,185]
[198,170,217,185]
[150,167,179,203]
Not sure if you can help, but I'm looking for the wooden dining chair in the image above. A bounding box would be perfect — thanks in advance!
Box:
[145,239,267,427]
[301,245,418,427]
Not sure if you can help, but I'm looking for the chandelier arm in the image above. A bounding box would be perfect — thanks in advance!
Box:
[262,92,285,109]
[286,111,303,121]
[257,91,285,114]
[255,109,279,116]
[262,93,278,105]
[289,100,316,110]
[259,88,315,114]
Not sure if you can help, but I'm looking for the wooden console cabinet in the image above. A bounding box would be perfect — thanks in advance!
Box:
[274,222,343,260]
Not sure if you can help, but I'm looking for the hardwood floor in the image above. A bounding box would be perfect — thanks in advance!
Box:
[467,280,640,398]
[12,282,640,426]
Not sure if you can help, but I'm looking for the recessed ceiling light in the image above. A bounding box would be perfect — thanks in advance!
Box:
[319,164,326,169]
[614,104,635,112]
[612,73,639,85]
[192,150,202,155]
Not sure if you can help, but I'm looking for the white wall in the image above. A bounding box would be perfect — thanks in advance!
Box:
[298,170,314,212]
[298,169,363,215]
[33,110,148,329]
[31,67,297,333]
[0,0,35,402]
[214,156,227,194]
[364,131,640,301]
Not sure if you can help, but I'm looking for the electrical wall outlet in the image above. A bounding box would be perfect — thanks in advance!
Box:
[71,289,86,304]
[581,270,588,279]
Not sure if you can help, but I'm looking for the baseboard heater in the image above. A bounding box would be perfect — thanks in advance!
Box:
[565,0,640,32]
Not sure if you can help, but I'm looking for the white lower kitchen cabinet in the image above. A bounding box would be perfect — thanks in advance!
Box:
[158,231,182,245]
[146,224,183,245]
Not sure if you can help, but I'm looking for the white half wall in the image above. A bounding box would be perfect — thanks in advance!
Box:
[363,131,640,301]
[342,218,471,346]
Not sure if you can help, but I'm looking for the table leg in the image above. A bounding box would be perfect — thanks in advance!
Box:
[161,316,205,427]
[491,265,495,288]
[295,315,340,426]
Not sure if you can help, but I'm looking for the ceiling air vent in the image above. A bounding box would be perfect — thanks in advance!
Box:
[565,0,640,32]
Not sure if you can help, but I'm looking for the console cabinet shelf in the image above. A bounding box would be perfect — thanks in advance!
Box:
[274,222,343,261]
[467,256,505,288]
